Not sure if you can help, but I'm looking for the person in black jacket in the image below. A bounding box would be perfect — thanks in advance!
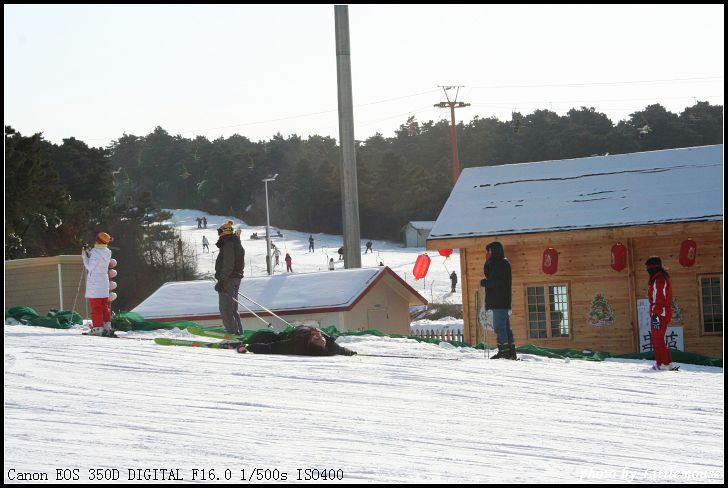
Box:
[214,220,245,334]
[246,326,357,356]
[480,241,516,359]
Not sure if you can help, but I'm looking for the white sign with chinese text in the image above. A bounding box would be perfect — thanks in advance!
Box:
[637,299,684,352]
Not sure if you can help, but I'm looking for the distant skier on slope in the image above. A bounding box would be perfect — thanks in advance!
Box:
[246,326,357,356]
[273,246,281,267]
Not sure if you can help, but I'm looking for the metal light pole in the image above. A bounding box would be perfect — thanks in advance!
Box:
[262,174,278,276]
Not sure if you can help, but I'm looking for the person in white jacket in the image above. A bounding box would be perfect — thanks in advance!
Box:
[82,231,114,336]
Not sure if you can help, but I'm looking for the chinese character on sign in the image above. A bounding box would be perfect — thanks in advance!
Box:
[641,333,654,352]
[665,331,679,349]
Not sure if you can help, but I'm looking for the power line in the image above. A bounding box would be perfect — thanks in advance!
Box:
[85,89,440,143]
[469,94,724,107]
[468,76,723,90]
[473,76,724,90]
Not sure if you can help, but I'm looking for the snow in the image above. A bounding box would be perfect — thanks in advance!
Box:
[4,208,723,483]
[406,221,436,230]
[429,145,723,240]
[133,268,425,320]
[4,325,723,483]
[166,209,461,305]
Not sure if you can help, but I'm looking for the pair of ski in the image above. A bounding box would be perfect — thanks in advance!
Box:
[651,364,680,371]
[154,326,247,353]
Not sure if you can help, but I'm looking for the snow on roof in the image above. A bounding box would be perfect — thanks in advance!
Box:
[429,145,723,240]
[132,266,426,319]
[406,221,436,230]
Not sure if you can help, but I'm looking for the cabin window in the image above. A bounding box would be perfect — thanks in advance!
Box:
[699,275,722,334]
[526,284,570,339]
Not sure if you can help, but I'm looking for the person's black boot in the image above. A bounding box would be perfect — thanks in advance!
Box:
[507,343,518,360]
[490,343,509,359]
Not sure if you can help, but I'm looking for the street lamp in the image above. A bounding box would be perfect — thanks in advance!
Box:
[262,174,278,275]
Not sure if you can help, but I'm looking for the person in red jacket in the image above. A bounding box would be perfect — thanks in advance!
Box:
[285,253,293,272]
[646,256,674,370]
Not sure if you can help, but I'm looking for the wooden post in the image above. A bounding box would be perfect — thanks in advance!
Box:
[459,247,472,344]
[626,237,639,353]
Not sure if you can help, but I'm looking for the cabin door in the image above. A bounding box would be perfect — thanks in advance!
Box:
[367,309,388,329]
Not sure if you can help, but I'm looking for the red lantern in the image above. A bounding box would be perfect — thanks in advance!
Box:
[611,243,627,272]
[438,248,453,258]
[679,238,697,267]
[542,248,558,274]
[413,253,431,280]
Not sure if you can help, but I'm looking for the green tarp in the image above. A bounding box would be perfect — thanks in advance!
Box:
[5,306,82,329]
[111,311,198,332]
[6,307,722,367]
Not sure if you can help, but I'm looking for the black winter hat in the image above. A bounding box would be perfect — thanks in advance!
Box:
[645,256,662,269]
[486,241,505,260]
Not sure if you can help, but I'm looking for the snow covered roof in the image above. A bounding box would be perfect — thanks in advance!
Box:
[429,145,723,240]
[405,221,436,230]
[132,266,427,320]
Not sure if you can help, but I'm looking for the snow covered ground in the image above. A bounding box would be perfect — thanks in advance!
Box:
[168,209,462,306]
[4,209,724,483]
[4,325,723,483]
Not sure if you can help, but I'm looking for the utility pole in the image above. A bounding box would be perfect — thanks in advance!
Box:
[434,85,470,185]
[262,174,278,276]
[334,5,361,269]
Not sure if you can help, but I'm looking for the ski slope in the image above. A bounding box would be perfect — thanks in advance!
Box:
[167,209,461,306]
[4,325,724,483]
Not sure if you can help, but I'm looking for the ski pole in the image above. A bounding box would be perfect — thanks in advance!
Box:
[483,294,489,360]
[209,278,271,328]
[237,289,294,328]
[71,264,86,325]
[229,292,272,328]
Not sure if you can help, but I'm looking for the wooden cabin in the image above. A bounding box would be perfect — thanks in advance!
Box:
[132,267,427,335]
[5,255,88,317]
[427,145,723,357]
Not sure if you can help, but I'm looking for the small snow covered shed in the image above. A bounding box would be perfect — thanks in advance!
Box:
[427,145,723,357]
[132,266,427,335]
[402,221,436,247]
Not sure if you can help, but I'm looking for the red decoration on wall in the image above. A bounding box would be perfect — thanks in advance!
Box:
[611,243,627,272]
[413,254,431,280]
[438,248,453,258]
[679,238,697,267]
[542,248,558,274]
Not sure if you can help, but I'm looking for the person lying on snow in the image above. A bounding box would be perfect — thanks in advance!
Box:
[246,326,356,356]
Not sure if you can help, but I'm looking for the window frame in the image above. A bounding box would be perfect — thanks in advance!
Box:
[698,274,723,336]
[524,281,573,340]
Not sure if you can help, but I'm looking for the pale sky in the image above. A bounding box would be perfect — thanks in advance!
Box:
[4,4,724,148]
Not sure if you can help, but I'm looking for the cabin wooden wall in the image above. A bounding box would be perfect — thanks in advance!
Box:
[5,255,88,317]
[430,221,723,357]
